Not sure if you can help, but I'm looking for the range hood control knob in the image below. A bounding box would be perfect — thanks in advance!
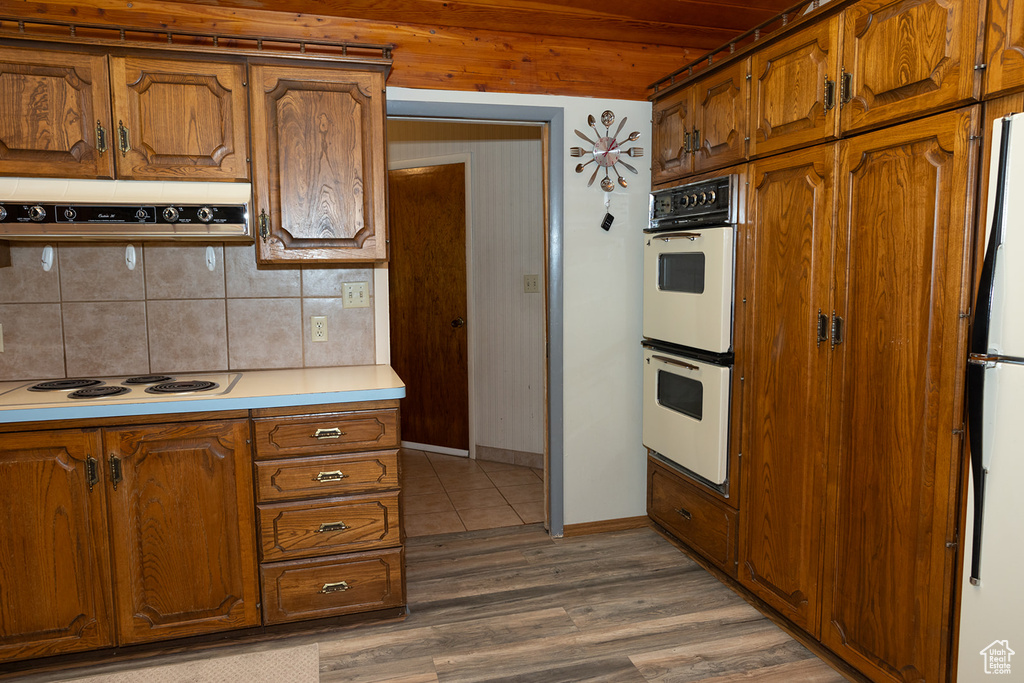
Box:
[28,205,46,222]
[698,191,707,205]
[707,190,717,204]
[162,207,179,222]
[689,194,698,206]
[196,207,214,223]
[0,205,7,221]
[679,195,689,207]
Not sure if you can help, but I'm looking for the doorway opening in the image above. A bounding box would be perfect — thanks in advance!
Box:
[385,118,550,535]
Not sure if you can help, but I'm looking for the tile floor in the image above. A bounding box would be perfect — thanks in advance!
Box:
[401,448,545,537]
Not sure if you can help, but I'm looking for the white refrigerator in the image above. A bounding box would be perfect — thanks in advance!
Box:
[959,113,1024,680]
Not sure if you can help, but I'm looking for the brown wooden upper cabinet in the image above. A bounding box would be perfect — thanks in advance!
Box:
[838,0,983,135]
[108,56,250,181]
[749,17,841,158]
[249,63,388,263]
[984,0,1024,97]
[0,45,249,181]
[0,46,114,179]
[652,85,694,184]
[692,59,749,174]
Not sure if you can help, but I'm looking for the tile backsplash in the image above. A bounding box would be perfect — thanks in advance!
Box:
[0,241,375,381]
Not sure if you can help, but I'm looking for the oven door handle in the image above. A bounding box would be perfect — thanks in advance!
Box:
[652,354,700,371]
[655,231,702,242]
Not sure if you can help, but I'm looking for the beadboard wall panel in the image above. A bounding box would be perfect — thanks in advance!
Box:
[387,120,545,456]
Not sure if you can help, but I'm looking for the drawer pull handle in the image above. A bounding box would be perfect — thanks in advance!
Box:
[312,428,346,440]
[675,507,692,520]
[314,470,347,482]
[315,521,349,533]
[319,581,350,594]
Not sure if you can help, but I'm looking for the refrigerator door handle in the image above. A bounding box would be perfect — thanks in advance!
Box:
[966,116,1014,586]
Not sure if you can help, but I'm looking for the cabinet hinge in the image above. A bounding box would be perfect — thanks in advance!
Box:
[817,309,830,347]
[95,121,108,154]
[85,456,99,492]
[946,540,959,549]
[824,77,836,111]
[953,427,965,437]
[109,454,123,490]
[746,73,752,80]
[974,63,987,71]
[117,120,131,157]
[259,209,269,241]
[960,308,972,319]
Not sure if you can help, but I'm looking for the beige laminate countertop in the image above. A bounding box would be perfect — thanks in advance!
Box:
[0,365,405,424]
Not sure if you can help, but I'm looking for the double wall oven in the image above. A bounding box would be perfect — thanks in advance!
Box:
[642,174,739,493]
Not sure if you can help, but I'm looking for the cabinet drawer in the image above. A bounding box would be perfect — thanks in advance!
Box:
[258,492,401,562]
[255,450,399,502]
[261,548,405,625]
[253,409,399,459]
[648,458,737,576]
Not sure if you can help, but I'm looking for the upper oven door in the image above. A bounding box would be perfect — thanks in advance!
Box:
[642,347,730,485]
[643,226,734,354]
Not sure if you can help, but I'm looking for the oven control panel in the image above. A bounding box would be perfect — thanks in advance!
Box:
[648,175,739,231]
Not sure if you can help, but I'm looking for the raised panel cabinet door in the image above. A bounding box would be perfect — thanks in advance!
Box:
[651,86,693,184]
[250,63,388,263]
[693,59,749,174]
[823,107,976,683]
[109,56,249,181]
[839,0,983,135]
[104,420,260,644]
[983,0,1024,96]
[0,46,114,178]
[739,143,836,636]
[749,16,841,158]
[0,429,115,662]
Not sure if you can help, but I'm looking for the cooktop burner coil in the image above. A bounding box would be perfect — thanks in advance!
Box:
[123,375,175,385]
[29,379,104,392]
[68,385,131,399]
[146,380,219,394]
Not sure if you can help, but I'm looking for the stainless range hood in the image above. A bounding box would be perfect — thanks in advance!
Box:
[0,178,253,241]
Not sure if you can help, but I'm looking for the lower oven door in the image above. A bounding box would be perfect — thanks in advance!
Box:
[643,226,734,354]
[642,346,730,486]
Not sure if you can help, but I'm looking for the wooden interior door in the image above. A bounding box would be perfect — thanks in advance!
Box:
[740,143,836,636]
[109,56,250,181]
[388,163,469,452]
[821,107,976,683]
[105,420,260,644]
[0,429,114,662]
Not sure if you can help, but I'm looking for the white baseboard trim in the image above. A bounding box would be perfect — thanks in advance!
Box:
[401,441,470,457]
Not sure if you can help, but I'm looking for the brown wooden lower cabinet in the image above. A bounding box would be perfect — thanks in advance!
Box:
[0,399,405,666]
[647,456,737,577]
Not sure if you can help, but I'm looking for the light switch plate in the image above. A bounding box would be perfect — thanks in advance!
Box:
[343,282,370,308]
[524,274,540,293]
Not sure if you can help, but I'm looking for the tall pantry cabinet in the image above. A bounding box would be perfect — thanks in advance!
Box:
[741,107,977,681]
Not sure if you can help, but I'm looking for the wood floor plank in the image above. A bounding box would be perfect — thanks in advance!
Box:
[319,655,439,682]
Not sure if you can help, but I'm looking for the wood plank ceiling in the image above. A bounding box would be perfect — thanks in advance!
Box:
[3,0,799,98]
[160,0,800,51]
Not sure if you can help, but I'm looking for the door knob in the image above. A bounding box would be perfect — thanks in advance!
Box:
[451,317,465,328]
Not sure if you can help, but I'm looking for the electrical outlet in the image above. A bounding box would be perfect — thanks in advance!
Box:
[311,316,328,342]
[342,281,370,308]
[524,274,540,293]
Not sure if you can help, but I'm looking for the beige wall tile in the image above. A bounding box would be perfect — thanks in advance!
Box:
[0,304,65,381]
[58,243,145,302]
[227,298,302,370]
[144,244,226,299]
[62,301,150,377]
[224,243,301,298]
[301,266,373,297]
[147,300,229,373]
[0,243,61,304]
[301,297,374,367]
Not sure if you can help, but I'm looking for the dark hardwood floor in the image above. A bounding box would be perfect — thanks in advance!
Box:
[20,525,847,682]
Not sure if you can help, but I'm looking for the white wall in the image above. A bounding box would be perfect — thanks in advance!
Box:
[387,120,546,458]
[388,87,652,526]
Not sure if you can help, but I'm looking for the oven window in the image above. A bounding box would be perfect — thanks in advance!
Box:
[657,370,703,421]
[658,253,705,293]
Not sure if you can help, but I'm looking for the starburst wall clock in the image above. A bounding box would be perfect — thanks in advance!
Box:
[570,110,643,191]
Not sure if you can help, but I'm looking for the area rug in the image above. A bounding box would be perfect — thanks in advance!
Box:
[65,642,320,682]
